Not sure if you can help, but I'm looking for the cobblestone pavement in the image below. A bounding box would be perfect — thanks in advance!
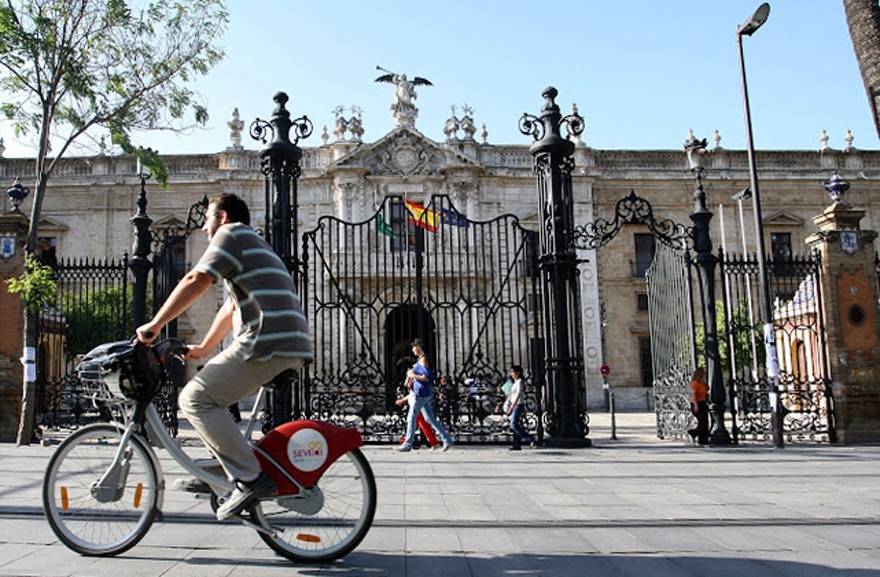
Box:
[1,413,879,577]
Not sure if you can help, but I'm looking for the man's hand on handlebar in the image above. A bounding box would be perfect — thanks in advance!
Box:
[186,344,211,360]
[136,322,162,346]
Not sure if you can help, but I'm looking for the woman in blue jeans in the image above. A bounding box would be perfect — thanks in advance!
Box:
[398,340,454,452]
[506,365,534,451]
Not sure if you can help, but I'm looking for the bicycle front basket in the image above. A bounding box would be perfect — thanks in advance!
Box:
[119,343,165,402]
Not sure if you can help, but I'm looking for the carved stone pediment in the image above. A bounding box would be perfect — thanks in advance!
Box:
[329,127,481,176]
[37,216,68,233]
[764,211,804,227]
[152,215,186,229]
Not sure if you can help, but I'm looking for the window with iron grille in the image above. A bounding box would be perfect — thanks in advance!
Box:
[634,234,656,277]
[390,200,416,253]
[771,232,793,277]
[639,336,654,387]
[636,292,649,312]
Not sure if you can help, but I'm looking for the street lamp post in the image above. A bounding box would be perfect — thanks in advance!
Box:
[685,131,731,446]
[737,2,784,448]
[130,160,153,329]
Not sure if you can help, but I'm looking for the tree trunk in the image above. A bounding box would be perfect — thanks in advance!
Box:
[16,173,49,446]
[844,0,880,138]
[15,307,37,445]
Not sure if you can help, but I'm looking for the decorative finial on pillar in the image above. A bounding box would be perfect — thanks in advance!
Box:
[349,105,365,142]
[570,104,584,146]
[541,86,560,115]
[844,128,855,152]
[98,135,107,156]
[321,125,329,145]
[227,107,245,150]
[823,171,850,204]
[819,128,830,152]
[0,137,6,158]
[332,106,347,142]
[481,123,489,145]
[460,104,476,141]
[712,128,722,149]
[443,106,460,143]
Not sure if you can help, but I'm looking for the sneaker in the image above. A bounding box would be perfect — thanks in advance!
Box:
[215,472,276,521]
[529,441,537,449]
[397,445,412,452]
[441,443,452,452]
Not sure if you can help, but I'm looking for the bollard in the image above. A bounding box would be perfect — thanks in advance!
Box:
[609,391,618,440]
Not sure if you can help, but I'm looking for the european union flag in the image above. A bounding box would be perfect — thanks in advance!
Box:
[440,208,469,227]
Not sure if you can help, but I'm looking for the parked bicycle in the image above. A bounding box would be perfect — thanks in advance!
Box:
[41,337,376,562]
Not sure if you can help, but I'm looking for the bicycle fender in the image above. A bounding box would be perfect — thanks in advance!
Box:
[255,420,363,495]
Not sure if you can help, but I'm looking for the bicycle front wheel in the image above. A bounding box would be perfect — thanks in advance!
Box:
[254,448,376,562]
[42,423,160,556]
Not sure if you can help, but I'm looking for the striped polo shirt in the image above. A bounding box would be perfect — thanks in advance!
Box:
[193,222,312,362]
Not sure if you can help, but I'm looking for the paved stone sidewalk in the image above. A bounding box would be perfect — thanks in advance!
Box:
[1,413,879,576]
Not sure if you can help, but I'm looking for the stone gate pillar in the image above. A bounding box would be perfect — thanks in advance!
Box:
[0,211,28,442]
[806,174,880,443]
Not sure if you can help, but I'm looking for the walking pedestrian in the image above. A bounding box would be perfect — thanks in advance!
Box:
[688,367,709,445]
[398,340,454,452]
[396,379,439,449]
[505,365,534,451]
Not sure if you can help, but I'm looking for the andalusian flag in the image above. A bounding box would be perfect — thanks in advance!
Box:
[377,213,393,237]
[405,200,439,232]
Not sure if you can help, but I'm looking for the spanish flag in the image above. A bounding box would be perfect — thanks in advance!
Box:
[405,200,439,232]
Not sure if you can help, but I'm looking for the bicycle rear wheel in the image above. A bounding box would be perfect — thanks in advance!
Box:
[254,448,376,562]
[42,423,160,556]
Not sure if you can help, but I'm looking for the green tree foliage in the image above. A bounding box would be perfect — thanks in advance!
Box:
[0,0,228,249]
[695,299,765,374]
[0,0,226,443]
[62,284,143,359]
[5,253,56,314]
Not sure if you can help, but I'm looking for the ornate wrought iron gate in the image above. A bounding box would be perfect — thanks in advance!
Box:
[721,251,834,442]
[149,196,208,435]
[300,194,543,443]
[573,191,701,441]
[646,243,697,439]
[35,256,130,429]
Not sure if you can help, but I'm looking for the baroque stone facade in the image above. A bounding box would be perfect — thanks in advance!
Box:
[2,121,880,411]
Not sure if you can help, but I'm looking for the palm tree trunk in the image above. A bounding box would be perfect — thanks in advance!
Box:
[844,0,880,138]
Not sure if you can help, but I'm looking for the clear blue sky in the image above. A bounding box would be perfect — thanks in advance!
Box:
[6,0,878,156]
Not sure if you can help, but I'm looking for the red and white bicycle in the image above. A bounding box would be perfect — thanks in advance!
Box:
[41,338,376,563]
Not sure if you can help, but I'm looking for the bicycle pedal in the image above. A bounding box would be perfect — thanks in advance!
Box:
[172,478,213,494]
[237,513,279,537]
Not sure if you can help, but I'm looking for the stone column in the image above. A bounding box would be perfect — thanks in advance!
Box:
[0,212,28,442]
[806,200,880,443]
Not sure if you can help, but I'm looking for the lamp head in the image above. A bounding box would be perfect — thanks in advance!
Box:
[6,177,29,213]
[737,3,770,37]
[731,188,752,202]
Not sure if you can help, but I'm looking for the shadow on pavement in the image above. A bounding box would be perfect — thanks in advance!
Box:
[176,550,880,576]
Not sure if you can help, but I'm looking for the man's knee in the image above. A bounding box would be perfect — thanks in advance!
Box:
[179,381,213,416]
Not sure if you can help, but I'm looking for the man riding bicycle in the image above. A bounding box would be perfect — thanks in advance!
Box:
[136,193,311,520]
